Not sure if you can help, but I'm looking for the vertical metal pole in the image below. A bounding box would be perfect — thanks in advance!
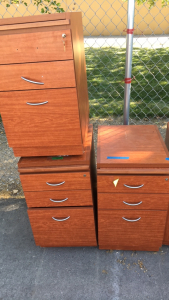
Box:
[123,0,135,125]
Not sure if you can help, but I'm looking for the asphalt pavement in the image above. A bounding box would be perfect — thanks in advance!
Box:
[0,197,169,300]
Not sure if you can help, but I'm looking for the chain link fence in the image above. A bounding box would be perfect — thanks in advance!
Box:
[0,0,169,123]
[0,0,169,197]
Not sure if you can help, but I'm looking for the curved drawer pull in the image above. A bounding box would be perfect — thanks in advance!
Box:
[52,216,70,222]
[26,101,48,106]
[123,201,142,206]
[122,217,141,222]
[46,181,65,187]
[50,197,68,203]
[124,184,144,189]
[21,76,44,85]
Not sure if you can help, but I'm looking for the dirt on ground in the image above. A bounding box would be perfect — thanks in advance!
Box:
[0,117,168,199]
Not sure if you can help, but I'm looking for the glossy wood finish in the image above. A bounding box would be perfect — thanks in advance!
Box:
[0,61,75,92]
[0,12,66,26]
[1,89,82,149]
[98,210,167,251]
[18,125,93,171]
[0,29,73,64]
[28,207,97,247]
[165,123,169,152]
[0,12,89,156]
[24,190,93,208]
[70,13,89,147]
[98,193,169,210]
[97,125,169,169]
[163,205,169,245]
[97,175,169,193]
[97,168,169,175]
[0,19,70,32]
[18,126,97,247]
[20,172,91,192]
[163,124,169,245]
[14,146,84,157]
[97,125,169,251]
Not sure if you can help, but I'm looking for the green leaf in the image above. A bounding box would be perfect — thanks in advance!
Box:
[41,8,44,13]
[6,3,10,7]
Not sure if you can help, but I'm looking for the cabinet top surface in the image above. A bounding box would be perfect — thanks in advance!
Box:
[18,125,93,172]
[0,12,82,34]
[0,12,79,26]
[97,125,169,169]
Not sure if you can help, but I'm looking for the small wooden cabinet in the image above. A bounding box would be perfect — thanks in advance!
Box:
[97,125,169,251]
[0,12,89,156]
[18,125,97,247]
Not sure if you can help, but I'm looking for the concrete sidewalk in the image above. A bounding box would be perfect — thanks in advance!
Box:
[0,197,169,300]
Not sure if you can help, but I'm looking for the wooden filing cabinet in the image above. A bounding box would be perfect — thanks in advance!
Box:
[0,12,89,156]
[163,122,169,245]
[18,125,97,247]
[97,125,169,251]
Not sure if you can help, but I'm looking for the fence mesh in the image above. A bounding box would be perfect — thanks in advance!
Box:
[0,0,169,197]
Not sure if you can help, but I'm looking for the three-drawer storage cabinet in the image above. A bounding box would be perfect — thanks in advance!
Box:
[18,125,97,247]
[0,12,89,156]
[97,125,169,251]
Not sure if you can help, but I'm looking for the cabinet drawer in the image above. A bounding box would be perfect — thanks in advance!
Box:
[20,172,91,192]
[97,175,169,194]
[98,193,169,210]
[24,190,93,208]
[0,30,73,65]
[1,89,82,148]
[0,61,75,92]
[28,207,97,247]
[98,210,167,251]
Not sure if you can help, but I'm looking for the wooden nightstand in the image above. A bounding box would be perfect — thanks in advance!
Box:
[97,125,169,251]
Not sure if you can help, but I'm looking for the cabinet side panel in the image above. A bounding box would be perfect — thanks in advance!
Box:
[70,12,89,145]
[163,203,169,245]
[165,123,169,152]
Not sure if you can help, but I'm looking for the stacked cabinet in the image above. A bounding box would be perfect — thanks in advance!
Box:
[18,125,97,247]
[0,12,97,247]
[164,122,169,245]
[97,125,169,251]
[0,12,89,156]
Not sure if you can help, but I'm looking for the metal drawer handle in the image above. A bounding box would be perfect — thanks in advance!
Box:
[46,181,65,186]
[26,101,48,106]
[124,184,144,189]
[21,76,44,85]
[50,197,68,203]
[122,217,141,222]
[123,201,142,206]
[52,216,70,222]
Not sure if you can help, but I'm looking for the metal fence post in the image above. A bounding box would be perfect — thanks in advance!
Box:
[123,0,135,125]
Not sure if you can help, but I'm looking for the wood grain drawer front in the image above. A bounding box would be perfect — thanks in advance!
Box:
[98,193,169,210]
[0,30,73,65]
[0,61,75,92]
[98,210,167,251]
[24,190,93,208]
[1,89,82,148]
[20,172,91,192]
[97,175,169,194]
[28,208,97,247]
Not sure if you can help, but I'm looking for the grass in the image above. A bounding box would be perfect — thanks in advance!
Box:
[85,47,169,119]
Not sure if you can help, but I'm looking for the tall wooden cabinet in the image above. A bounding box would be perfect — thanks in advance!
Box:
[0,13,97,248]
[0,12,89,156]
